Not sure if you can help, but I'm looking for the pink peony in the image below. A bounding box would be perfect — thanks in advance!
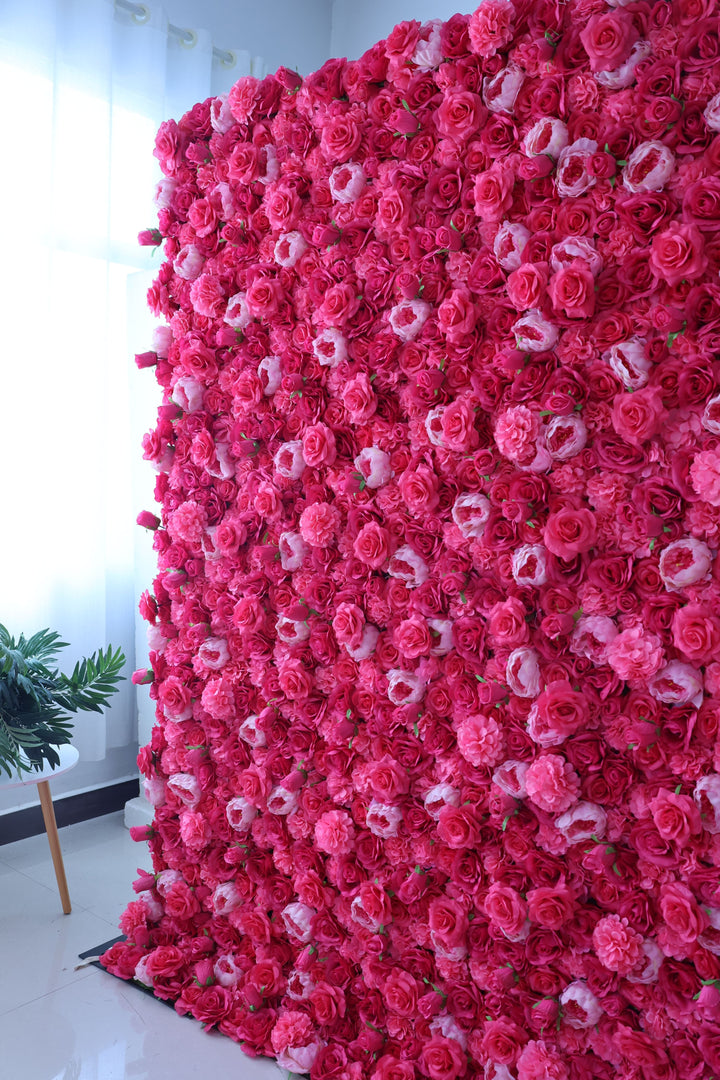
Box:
[299,502,339,547]
[592,914,643,974]
[659,537,713,590]
[525,755,580,813]
[315,810,355,855]
[457,714,504,768]
[690,448,720,506]
[606,624,665,681]
[468,0,515,58]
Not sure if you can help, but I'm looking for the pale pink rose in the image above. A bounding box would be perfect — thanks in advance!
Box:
[606,624,665,681]
[506,648,541,698]
[212,881,243,915]
[142,776,166,807]
[603,336,651,389]
[329,161,366,202]
[366,800,403,838]
[494,405,539,464]
[622,141,675,193]
[154,176,177,210]
[659,537,713,590]
[555,802,607,844]
[559,982,603,1029]
[555,139,598,198]
[354,447,393,488]
[493,759,529,798]
[274,230,307,268]
[625,940,663,985]
[412,19,444,69]
[238,714,266,748]
[648,660,703,707]
[388,299,431,342]
[312,327,347,367]
[457,714,504,768]
[223,291,251,329]
[278,531,308,572]
[258,354,282,395]
[196,636,229,670]
[452,492,491,538]
[494,221,530,270]
[267,785,299,815]
[511,544,548,588]
[593,914,643,974]
[704,90,720,132]
[226,796,256,832]
[173,244,204,281]
[388,545,429,587]
[171,375,204,413]
[571,615,618,664]
[694,774,720,834]
[214,954,243,988]
[468,0,515,58]
[690,448,720,506]
[550,236,603,277]
[429,619,454,655]
[386,669,425,705]
[425,406,445,447]
[523,116,568,159]
[512,309,559,352]
[595,39,651,90]
[525,755,580,814]
[274,440,306,480]
[423,783,460,819]
[276,615,311,644]
[702,393,720,434]
[210,93,234,134]
[152,325,172,357]
[281,903,315,943]
[167,773,200,808]
[346,624,380,660]
[315,810,355,855]
[545,414,587,460]
[483,64,524,114]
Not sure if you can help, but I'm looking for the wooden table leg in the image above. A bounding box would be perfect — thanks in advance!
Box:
[37,780,72,915]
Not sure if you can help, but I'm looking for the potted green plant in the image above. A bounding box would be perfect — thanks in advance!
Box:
[0,623,126,778]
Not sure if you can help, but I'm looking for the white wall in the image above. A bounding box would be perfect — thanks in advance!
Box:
[331,1,473,60]
[163,0,333,75]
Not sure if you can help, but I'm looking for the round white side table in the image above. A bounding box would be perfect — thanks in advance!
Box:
[0,744,80,914]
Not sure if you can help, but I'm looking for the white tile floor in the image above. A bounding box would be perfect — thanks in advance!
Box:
[0,812,286,1080]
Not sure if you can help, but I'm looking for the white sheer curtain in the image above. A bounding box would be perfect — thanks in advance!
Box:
[0,0,262,806]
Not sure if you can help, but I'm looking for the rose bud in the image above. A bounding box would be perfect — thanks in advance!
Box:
[587,152,616,179]
[134,351,158,368]
[131,668,154,686]
[137,228,162,246]
[136,511,161,530]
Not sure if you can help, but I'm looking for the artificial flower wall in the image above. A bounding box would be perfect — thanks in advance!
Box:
[105,2,720,1077]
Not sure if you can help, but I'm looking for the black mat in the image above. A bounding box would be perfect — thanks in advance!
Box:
[78,937,168,1004]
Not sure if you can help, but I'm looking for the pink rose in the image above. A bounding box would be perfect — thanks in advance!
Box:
[648,789,702,845]
[694,775,720,834]
[493,759,529,798]
[313,327,347,367]
[435,88,484,142]
[604,336,651,390]
[457,713,504,767]
[593,914,643,974]
[672,604,720,662]
[548,259,595,319]
[483,883,529,941]
[571,615,618,664]
[299,502,339,547]
[271,1011,322,1074]
[158,675,193,721]
[386,668,425,705]
[660,882,706,945]
[440,398,479,452]
[517,1041,569,1080]
[525,754,580,813]
[421,1037,467,1080]
[302,423,337,467]
[483,63,524,114]
[274,440,306,480]
[398,465,439,515]
[543,507,597,558]
[223,292,251,329]
[388,545,429,587]
[555,802,607,844]
[468,0,515,59]
[494,221,530,270]
[622,141,675,193]
[650,223,707,286]
[437,287,477,341]
[506,647,541,698]
[329,161,366,203]
[274,230,307,268]
[611,387,664,445]
[527,682,589,747]
[527,884,575,930]
[659,537,713,591]
[394,615,432,658]
[690,448,720,506]
[606,624,665,681]
[580,11,639,73]
[507,263,546,311]
[473,162,514,222]
[333,603,365,647]
[342,373,377,423]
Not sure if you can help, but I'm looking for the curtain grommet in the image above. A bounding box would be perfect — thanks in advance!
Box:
[130,3,150,24]
[179,28,198,49]
[218,49,236,68]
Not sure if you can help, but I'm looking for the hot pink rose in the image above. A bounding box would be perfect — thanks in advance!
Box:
[435,88,484,141]
[548,259,595,319]
[525,754,580,813]
[611,387,665,445]
[648,789,702,846]
[302,423,337,467]
[527,681,589,747]
[437,287,477,340]
[579,11,639,73]
[660,882,706,945]
[399,464,439,515]
[543,508,597,558]
[672,604,720,663]
[473,162,514,222]
[483,883,528,941]
[342,373,377,423]
[394,615,432,658]
[527,884,575,930]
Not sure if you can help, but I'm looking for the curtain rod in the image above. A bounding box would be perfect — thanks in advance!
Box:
[115,0,237,67]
